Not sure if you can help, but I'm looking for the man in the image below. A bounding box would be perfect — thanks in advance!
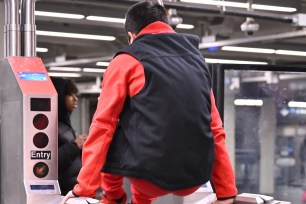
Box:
[61,1,237,204]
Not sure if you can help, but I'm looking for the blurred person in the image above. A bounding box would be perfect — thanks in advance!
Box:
[61,1,237,204]
[51,77,87,195]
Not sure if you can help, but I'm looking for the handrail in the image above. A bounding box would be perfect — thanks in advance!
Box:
[4,0,21,57]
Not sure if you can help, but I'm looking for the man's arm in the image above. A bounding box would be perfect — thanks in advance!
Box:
[210,90,237,201]
[70,54,144,198]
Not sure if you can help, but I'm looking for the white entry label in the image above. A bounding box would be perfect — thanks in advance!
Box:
[31,151,51,160]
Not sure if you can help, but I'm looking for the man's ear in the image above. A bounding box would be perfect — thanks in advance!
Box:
[128,32,137,44]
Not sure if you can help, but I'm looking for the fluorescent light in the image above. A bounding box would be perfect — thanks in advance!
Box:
[86,16,125,24]
[234,99,263,106]
[83,68,106,73]
[252,5,296,13]
[48,72,81,78]
[221,47,306,57]
[222,46,275,54]
[181,0,245,8]
[96,62,110,67]
[276,50,306,57]
[176,24,194,29]
[36,47,48,53]
[37,30,116,41]
[288,101,306,108]
[205,58,268,65]
[49,67,82,72]
[180,0,296,13]
[35,11,85,19]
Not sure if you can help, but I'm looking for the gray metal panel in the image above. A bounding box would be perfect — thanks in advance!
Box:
[1,101,25,204]
[0,58,24,204]
[0,58,23,104]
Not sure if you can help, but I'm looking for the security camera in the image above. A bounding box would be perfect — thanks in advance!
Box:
[168,8,183,29]
[240,17,260,36]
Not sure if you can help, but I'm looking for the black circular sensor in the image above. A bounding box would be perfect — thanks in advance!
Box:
[33,162,49,178]
[33,114,49,130]
[33,133,49,149]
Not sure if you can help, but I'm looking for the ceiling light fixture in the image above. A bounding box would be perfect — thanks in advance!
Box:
[96,62,110,67]
[176,24,195,29]
[36,31,116,41]
[234,99,263,106]
[205,58,268,65]
[180,0,296,13]
[252,4,296,13]
[83,68,106,73]
[222,46,306,57]
[222,46,275,54]
[86,16,125,23]
[275,50,306,57]
[288,101,306,108]
[36,47,49,53]
[35,11,85,19]
[48,72,81,78]
[49,67,82,72]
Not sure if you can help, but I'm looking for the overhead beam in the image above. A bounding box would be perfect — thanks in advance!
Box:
[45,55,113,67]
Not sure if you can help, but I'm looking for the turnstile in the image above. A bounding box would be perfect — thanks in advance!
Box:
[0,57,61,203]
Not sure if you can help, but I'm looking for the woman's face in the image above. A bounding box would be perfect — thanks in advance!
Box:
[65,93,78,113]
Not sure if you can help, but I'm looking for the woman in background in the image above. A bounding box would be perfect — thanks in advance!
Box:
[51,77,87,195]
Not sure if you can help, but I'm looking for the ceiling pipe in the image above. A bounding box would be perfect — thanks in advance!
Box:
[199,29,306,49]
[4,0,21,57]
[21,0,36,57]
[85,0,294,24]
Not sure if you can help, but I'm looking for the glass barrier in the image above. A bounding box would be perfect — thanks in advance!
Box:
[223,69,306,204]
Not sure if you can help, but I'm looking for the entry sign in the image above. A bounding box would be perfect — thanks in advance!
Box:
[31,151,51,160]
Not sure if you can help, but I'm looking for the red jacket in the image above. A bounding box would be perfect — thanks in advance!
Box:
[73,21,237,200]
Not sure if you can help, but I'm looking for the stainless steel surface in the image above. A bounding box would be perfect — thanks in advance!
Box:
[0,57,60,204]
[30,195,63,204]
[4,0,21,57]
[24,93,58,182]
[21,0,36,57]
[0,58,24,203]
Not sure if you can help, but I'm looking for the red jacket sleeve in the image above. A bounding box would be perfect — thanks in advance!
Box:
[210,90,238,199]
[73,54,145,197]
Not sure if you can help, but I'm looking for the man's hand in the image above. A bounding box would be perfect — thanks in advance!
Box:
[60,190,75,204]
[212,198,235,204]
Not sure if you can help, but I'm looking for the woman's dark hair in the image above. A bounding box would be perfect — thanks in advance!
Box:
[125,0,169,35]
[65,80,78,96]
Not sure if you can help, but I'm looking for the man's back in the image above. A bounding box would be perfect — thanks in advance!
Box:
[103,32,214,190]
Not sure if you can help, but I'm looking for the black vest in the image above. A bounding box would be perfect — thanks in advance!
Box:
[102,33,214,190]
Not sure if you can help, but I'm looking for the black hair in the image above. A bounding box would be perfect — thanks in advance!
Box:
[65,80,78,96]
[125,0,169,35]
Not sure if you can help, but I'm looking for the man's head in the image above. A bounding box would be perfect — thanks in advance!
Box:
[125,0,168,44]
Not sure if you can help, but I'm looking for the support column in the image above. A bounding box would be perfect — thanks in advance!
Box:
[0,0,4,59]
[259,98,276,194]
[224,95,236,169]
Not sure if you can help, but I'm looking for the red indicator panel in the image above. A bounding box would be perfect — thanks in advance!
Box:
[8,57,56,95]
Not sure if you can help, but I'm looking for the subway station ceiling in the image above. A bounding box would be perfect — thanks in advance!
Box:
[4,0,306,79]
